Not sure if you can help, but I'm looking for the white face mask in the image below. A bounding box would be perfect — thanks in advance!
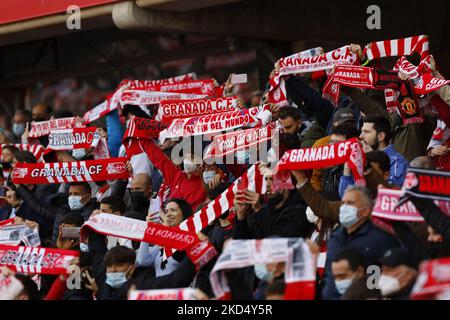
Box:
[254,264,274,282]
[335,277,354,295]
[235,150,248,164]
[68,195,85,210]
[183,159,198,174]
[72,148,87,160]
[378,274,401,296]
[79,242,89,252]
[13,123,25,136]
[306,207,319,225]
[203,170,217,185]
[339,204,360,229]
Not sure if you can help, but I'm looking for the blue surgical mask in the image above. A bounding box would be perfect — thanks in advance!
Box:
[254,264,274,282]
[13,123,25,136]
[183,160,198,174]
[339,204,359,229]
[106,272,128,289]
[68,196,85,210]
[79,242,89,252]
[203,170,216,185]
[72,148,87,160]
[335,277,354,295]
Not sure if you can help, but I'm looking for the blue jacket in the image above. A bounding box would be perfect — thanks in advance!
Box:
[322,220,400,300]
[383,145,409,187]
[106,109,124,158]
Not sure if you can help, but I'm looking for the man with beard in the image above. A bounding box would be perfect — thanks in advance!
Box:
[232,175,314,239]
[360,115,409,186]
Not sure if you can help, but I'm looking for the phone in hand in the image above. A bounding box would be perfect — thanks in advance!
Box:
[231,73,247,84]
[61,227,81,239]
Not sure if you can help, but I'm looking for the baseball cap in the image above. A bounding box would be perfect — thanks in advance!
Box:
[378,248,419,270]
[333,107,356,126]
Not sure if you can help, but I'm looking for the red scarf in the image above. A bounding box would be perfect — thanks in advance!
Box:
[276,138,366,186]
[364,35,429,62]
[411,258,450,300]
[126,79,217,96]
[156,97,239,125]
[164,107,262,139]
[120,90,207,106]
[45,127,100,154]
[118,73,197,89]
[122,116,167,142]
[11,157,130,184]
[29,117,84,138]
[128,288,198,300]
[0,245,79,275]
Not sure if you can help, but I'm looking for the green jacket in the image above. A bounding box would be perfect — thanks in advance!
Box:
[298,119,325,148]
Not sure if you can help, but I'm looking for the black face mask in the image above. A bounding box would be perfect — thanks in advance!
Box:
[129,191,149,211]
[33,117,46,122]
[1,162,11,170]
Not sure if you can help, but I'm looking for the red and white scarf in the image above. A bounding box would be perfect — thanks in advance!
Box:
[372,188,450,222]
[122,116,167,141]
[209,238,316,300]
[29,117,84,138]
[81,213,217,269]
[276,138,366,186]
[411,257,450,300]
[128,288,199,300]
[268,46,358,106]
[163,107,263,139]
[45,127,100,153]
[126,79,217,96]
[118,73,197,89]
[0,144,44,162]
[204,124,275,159]
[83,100,114,125]
[156,97,239,125]
[364,35,429,62]
[120,90,207,106]
[0,269,23,300]
[0,245,79,275]
[11,157,130,184]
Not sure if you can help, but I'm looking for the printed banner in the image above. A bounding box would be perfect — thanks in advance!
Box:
[0,245,79,275]
[164,107,261,138]
[276,138,366,185]
[11,157,130,184]
[45,127,100,153]
[401,168,450,202]
[204,124,275,159]
[156,97,239,124]
[29,117,84,138]
[128,288,199,300]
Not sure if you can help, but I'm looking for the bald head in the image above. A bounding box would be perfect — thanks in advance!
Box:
[32,103,52,121]
[130,173,152,198]
[410,156,436,170]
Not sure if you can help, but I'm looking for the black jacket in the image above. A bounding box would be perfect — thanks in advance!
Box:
[233,190,315,239]
[15,185,59,227]
[88,230,197,300]
[411,197,450,242]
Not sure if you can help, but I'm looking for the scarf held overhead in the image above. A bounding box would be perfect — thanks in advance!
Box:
[11,157,130,184]
[29,117,84,138]
[122,116,167,142]
[401,168,450,202]
[45,127,100,153]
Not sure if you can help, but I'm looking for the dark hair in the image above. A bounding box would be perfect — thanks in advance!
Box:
[280,132,302,151]
[69,182,91,194]
[341,275,382,300]
[2,145,20,157]
[61,213,84,227]
[266,278,286,297]
[331,123,360,139]
[14,109,32,122]
[14,274,39,300]
[101,196,126,214]
[53,109,74,119]
[14,151,36,164]
[363,115,392,143]
[207,182,230,201]
[33,103,53,116]
[124,210,147,221]
[103,245,136,267]
[366,150,391,173]
[279,106,302,121]
[167,198,193,220]
[333,247,367,271]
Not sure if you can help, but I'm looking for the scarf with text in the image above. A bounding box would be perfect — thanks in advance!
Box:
[372,188,450,222]
[119,90,207,106]
[118,73,197,90]
[156,97,239,125]
[275,138,366,186]
[124,79,218,97]
[204,124,275,159]
[128,288,199,300]
[411,258,450,300]
[0,245,79,275]
[0,144,44,162]
[268,46,358,106]
[29,117,85,139]
[400,168,450,202]
[122,116,167,142]
[45,127,100,154]
[209,238,316,300]
[163,107,264,139]
[80,213,217,269]
[11,157,130,184]
[364,35,429,62]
